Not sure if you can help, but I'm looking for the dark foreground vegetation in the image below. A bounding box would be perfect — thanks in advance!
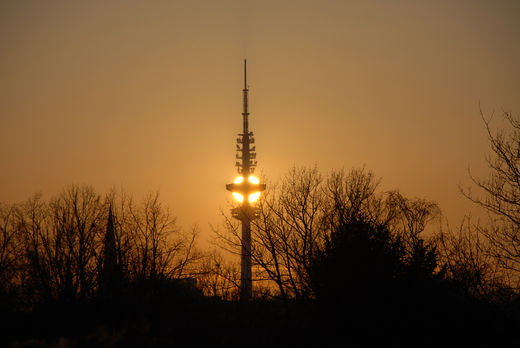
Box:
[2,281,518,347]
[2,110,520,347]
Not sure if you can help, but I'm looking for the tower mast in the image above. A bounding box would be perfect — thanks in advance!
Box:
[226,60,265,301]
[239,59,253,300]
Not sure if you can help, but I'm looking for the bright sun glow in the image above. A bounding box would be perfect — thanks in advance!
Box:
[248,192,261,203]
[234,176,244,184]
[232,192,244,203]
[248,175,260,184]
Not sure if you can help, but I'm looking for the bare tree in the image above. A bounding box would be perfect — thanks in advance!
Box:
[462,109,520,290]
[16,186,105,303]
[195,250,241,300]
[387,191,440,275]
[324,168,384,227]
[125,191,198,281]
[214,167,325,300]
[254,166,325,299]
[437,217,508,302]
[0,203,20,295]
[16,194,49,304]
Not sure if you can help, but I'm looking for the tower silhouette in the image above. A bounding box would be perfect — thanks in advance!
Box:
[226,60,266,301]
[99,206,120,297]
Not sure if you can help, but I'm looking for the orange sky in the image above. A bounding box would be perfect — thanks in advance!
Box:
[1,1,519,244]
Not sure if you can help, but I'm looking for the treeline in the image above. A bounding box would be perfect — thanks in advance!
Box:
[0,187,202,309]
[0,168,518,346]
[0,168,449,306]
[2,119,520,346]
[216,166,520,302]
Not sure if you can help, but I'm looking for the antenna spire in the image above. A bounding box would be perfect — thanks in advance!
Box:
[244,59,247,90]
[242,59,249,141]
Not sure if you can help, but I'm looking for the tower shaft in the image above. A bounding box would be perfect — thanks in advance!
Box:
[241,217,252,299]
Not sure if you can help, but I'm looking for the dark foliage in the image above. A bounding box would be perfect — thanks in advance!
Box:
[311,220,405,304]
[309,220,517,347]
[3,219,519,347]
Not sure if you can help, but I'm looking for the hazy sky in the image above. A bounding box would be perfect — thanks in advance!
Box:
[1,1,519,243]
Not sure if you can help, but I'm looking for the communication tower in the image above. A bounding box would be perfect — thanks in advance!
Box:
[226,60,266,300]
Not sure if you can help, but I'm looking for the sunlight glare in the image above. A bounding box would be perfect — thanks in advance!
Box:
[232,192,244,203]
[248,192,261,203]
[248,175,260,184]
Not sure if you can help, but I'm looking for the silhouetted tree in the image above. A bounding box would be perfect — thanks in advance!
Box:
[307,215,499,348]
[125,191,198,282]
[0,202,21,309]
[195,250,241,300]
[253,166,325,299]
[387,191,439,278]
[438,217,506,302]
[312,183,441,306]
[462,108,520,291]
[18,186,105,303]
[310,220,402,305]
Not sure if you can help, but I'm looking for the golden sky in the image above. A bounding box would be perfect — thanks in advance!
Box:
[1,1,519,242]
